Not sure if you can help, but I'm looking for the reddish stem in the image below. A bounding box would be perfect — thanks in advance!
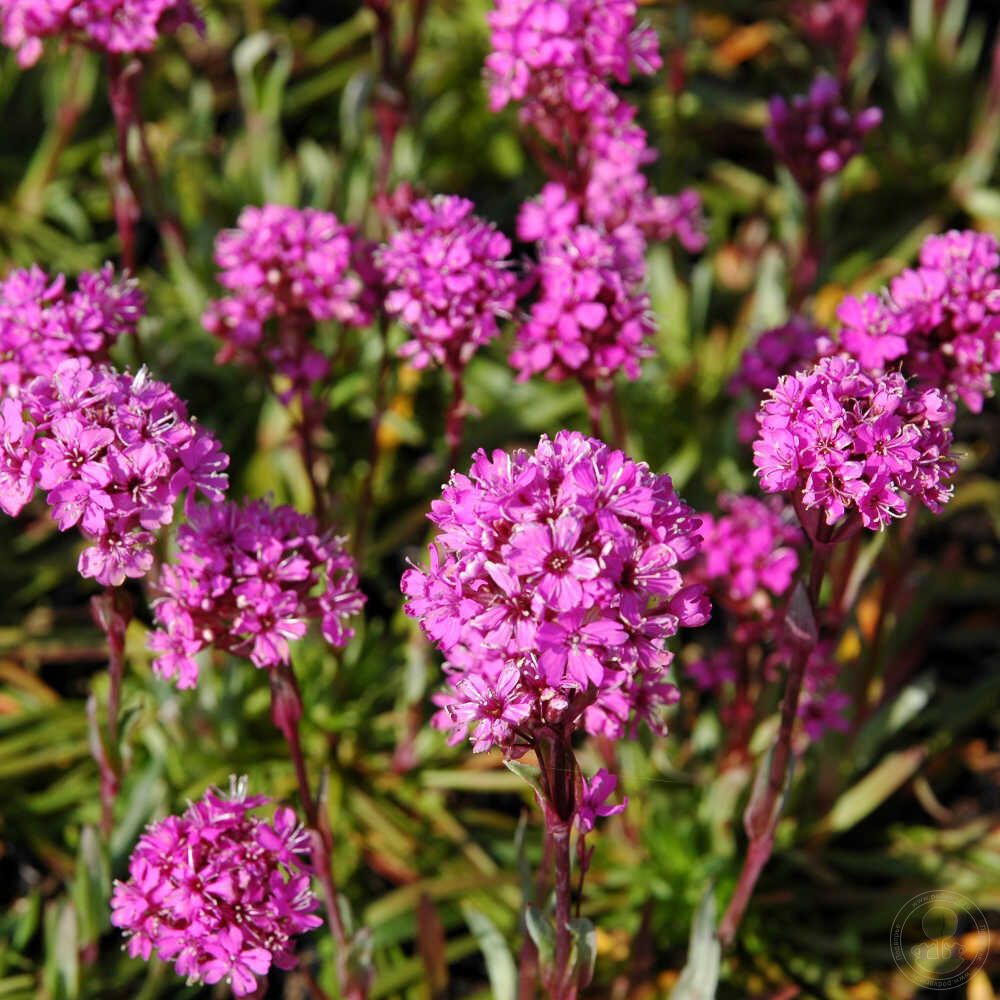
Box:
[718,543,829,947]
[106,55,142,277]
[270,664,366,1000]
[90,589,131,838]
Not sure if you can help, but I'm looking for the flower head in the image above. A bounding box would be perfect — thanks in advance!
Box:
[575,768,627,834]
[510,225,654,382]
[1,0,202,67]
[377,195,517,372]
[111,777,321,997]
[753,356,957,535]
[838,229,1000,412]
[203,204,370,398]
[148,497,365,688]
[0,359,227,585]
[693,494,803,607]
[0,263,143,391]
[402,430,709,753]
[765,74,881,196]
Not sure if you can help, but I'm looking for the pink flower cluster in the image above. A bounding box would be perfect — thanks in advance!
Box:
[753,356,956,535]
[487,0,704,384]
[485,0,660,115]
[686,494,802,692]
[0,263,143,391]
[838,229,1000,412]
[203,204,371,399]
[694,494,803,608]
[510,213,654,383]
[378,195,517,373]
[401,430,709,753]
[111,777,321,997]
[766,75,881,196]
[728,317,835,441]
[148,497,365,689]
[1,0,203,67]
[796,640,850,740]
[0,359,228,585]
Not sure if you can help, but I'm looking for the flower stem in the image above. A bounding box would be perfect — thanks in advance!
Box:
[269,663,366,1000]
[90,589,131,839]
[718,544,829,947]
[550,820,577,1000]
[105,55,142,277]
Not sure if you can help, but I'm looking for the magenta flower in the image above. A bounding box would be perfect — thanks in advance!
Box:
[401,430,710,754]
[693,494,803,607]
[0,263,143,391]
[378,195,517,373]
[1,0,203,67]
[753,356,957,537]
[0,359,227,586]
[765,74,881,196]
[111,777,322,997]
[510,224,654,383]
[485,0,659,115]
[728,317,835,442]
[838,230,1000,412]
[203,204,371,400]
[148,497,365,688]
[575,768,627,834]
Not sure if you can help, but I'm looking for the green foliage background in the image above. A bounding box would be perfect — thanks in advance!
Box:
[1,1,999,997]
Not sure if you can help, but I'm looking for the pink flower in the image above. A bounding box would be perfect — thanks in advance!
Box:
[575,768,627,833]
[1,0,202,66]
[0,263,142,390]
[378,195,517,373]
[0,358,228,586]
[149,497,365,688]
[753,357,957,533]
[203,204,371,401]
[402,431,709,753]
[111,778,321,997]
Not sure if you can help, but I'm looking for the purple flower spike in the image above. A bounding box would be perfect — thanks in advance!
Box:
[148,497,365,689]
[765,74,880,196]
[111,777,322,997]
[402,430,710,753]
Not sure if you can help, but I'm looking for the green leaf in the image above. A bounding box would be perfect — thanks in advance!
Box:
[461,904,517,1000]
[568,918,597,989]
[524,904,556,969]
[668,885,720,1000]
[504,759,543,797]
